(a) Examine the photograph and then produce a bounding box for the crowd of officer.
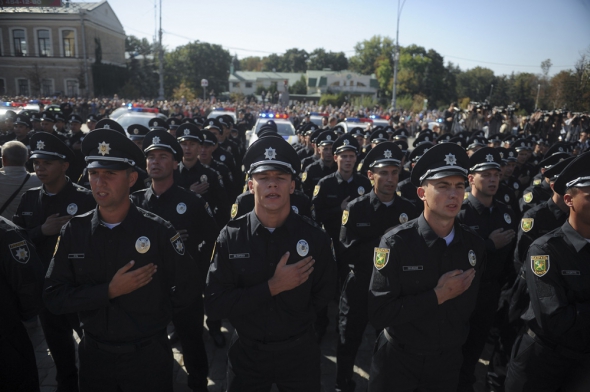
[1,100,590,392]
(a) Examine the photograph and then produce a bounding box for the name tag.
[68,254,85,259]
[356,223,371,227]
[562,270,580,276]
[22,212,33,216]
[469,225,479,230]
[403,266,423,271]
[229,253,250,259]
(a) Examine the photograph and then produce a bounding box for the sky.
[100,0,590,76]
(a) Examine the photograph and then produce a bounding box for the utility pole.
[157,0,164,100]
[391,0,406,111]
[535,84,541,110]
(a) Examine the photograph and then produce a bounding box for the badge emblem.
[36,140,45,150]
[464,192,469,200]
[264,147,277,160]
[342,210,349,225]
[444,153,457,165]
[357,163,363,172]
[343,139,350,145]
[152,136,161,144]
[396,191,401,197]
[291,205,299,214]
[531,255,549,277]
[384,149,392,158]
[485,154,494,162]
[313,185,320,197]
[523,192,533,203]
[66,203,78,215]
[133,128,139,135]
[533,179,541,186]
[231,203,238,219]
[513,182,519,190]
[135,236,151,254]
[521,218,534,232]
[184,129,190,135]
[220,155,226,161]
[9,240,30,264]
[200,175,208,183]
[358,186,365,196]
[399,213,408,224]
[297,239,309,257]
[170,233,185,255]
[301,172,307,182]
[504,213,511,224]
[504,194,510,203]
[468,250,477,266]
[176,202,187,214]
[103,124,111,129]
[98,141,111,156]
[374,248,390,270]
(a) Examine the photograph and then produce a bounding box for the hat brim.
[29,153,63,161]
[129,135,146,141]
[86,160,132,170]
[250,164,293,175]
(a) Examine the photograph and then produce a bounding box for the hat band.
[470,162,500,171]
[30,150,66,159]
[85,156,136,166]
[370,158,401,167]
[178,135,202,142]
[419,165,468,182]
[146,143,177,155]
[249,160,294,174]
[565,176,590,189]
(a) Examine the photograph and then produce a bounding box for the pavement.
[27,301,375,392]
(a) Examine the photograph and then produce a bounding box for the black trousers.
[368,331,463,392]
[0,323,40,392]
[505,332,590,392]
[38,307,82,392]
[226,331,321,392]
[78,331,173,392]
[172,296,208,392]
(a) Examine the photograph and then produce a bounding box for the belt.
[383,328,449,356]
[236,329,313,352]
[526,329,590,360]
[84,332,162,354]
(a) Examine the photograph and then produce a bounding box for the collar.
[248,209,296,237]
[178,161,201,173]
[561,220,589,253]
[91,202,140,233]
[144,184,176,202]
[417,213,463,248]
[467,193,493,215]
[369,189,395,211]
[1,166,28,175]
[41,177,73,197]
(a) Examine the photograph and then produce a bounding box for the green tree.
[240,56,263,71]
[280,48,308,72]
[308,48,348,71]
[289,75,307,94]
[349,35,395,75]
[456,66,495,102]
[125,35,153,56]
[262,54,281,72]
[375,55,393,96]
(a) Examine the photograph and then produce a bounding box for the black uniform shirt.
[496,181,519,213]
[43,204,199,343]
[369,214,486,351]
[518,179,552,214]
[301,160,336,199]
[396,177,423,212]
[205,210,337,343]
[525,221,590,353]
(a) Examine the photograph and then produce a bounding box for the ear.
[128,170,138,188]
[563,193,573,208]
[417,185,426,201]
[172,161,179,171]
[367,170,375,181]
[248,178,254,193]
[289,178,295,195]
[468,174,475,185]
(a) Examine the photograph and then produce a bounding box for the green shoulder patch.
[521,218,534,232]
[523,192,533,203]
[374,247,390,270]
[531,255,549,277]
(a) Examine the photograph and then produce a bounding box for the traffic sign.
[201,79,208,87]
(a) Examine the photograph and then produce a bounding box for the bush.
[319,93,346,107]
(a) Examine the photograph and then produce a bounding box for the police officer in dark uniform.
[44,129,200,392]
[512,139,535,190]
[336,142,418,392]
[86,113,98,132]
[0,216,45,391]
[396,142,434,212]
[301,130,337,199]
[205,136,337,392]
[203,118,239,183]
[300,127,323,172]
[518,152,569,213]
[66,114,87,183]
[14,132,96,392]
[496,147,520,212]
[13,113,32,146]
[456,147,517,392]
[230,184,312,221]
[198,129,236,198]
[505,151,590,392]
[297,123,319,160]
[40,111,68,143]
[127,123,150,150]
[148,117,167,131]
[131,130,218,392]
[167,117,180,138]
[368,143,485,392]
[218,114,243,167]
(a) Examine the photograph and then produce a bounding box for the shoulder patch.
[170,233,185,256]
[301,171,307,182]
[231,203,238,219]
[374,247,390,270]
[357,162,363,172]
[10,240,30,264]
[313,185,320,197]
[521,218,534,232]
[342,210,349,225]
[464,191,469,200]
[533,179,542,186]
[523,192,533,203]
[531,255,549,277]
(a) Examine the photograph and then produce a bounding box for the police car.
[207,108,237,123]
[338,117,373,132]
[246,113,297,147]
[114,105,167,129]
[308,112,327,127]
[369,114,390,128]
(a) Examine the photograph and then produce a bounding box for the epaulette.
[299,214,323,230]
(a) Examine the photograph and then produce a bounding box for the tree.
[240,56,263,71]
[375,55,393,97]
[125,35,153,56]
[262,53,281,72]
[456,66,496,102]
[349,36,395,75]
[540,59,552,78]
[280,48,308,72]
[289,75,307,94]
[308,48,348,71]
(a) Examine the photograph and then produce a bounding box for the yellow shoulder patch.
[531,255,549,277]
[313,185,320,197]
[301,171,308,182]
[521,218,534,232]
[523,192,533,203]
[464,191,469,200]
[357,163,363,172]
[374,247,390,270]
[53,236,61,257]
[342,210,349,225]
[533,179,542,186]
[230,203,238,219]
[396,191,401,197]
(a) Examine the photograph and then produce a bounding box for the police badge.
[9,240,30,264]
[135,236,151,254]
[297,239,309,257]
[374,248,390,270]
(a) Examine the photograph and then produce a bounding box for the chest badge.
[301,172,307,182]
[399,213,408,224]
[176,202,187,214]
[521,218,534,232]
[66,203,78,215]
[297,239,309,257]
[374,247,390,270]
[135,236,151,254]
[468,250,477,266]
[523,192,533,203]
[358,186,365,196]
[531,255,549,277]
[200,175,208,183]
[504,213,511,224]
[504,194,510,203]
[513,182,519,190]
[291,205,299,214]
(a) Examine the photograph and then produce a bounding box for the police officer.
[456,147,517,392]
[396,142,434,212]
[0,216,44,391]
[40,111,68,143]
[13,113,32,145]
[14,132,96,392]
[497,147,520,212]
[198,129,237,200]
[301,130,338,199]
[505,151,590,391]
[86,113,98,132]
[205,136,336,392]
[518,152,569,213]
[336,142,418,392]
[368,143,485,392]
[66,114,87,183]
[127,123,150,150]
[297,123,319,160]
[203,118,239,183]
[44,129,200,392]
[300,127,323,172]
[167,117,180,138]
[131,130,218,392]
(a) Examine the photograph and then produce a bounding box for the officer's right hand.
[41,213,72,236]
[190,181,210,195]
[268,252,315,296]
[489,228,515,249]
[108,261,157,299]
[434,268,476,304]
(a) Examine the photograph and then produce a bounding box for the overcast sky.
[102,0,590,76]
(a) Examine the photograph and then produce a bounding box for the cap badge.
[66,203,78,215]
[135,236,151,254]
[133,128,139,134]
[209,120,214,126]
[343,139,350,145]
[326,135,332,141]
[171,120,176,125]
[264,147,277,160]
[379,133,383,138]
[384,149,392,159]
[184,129,190,135]
[509,151,514,157]
[98,141,111,156]
[486,154,494,162]
[152,136,161,144]
[444,153,457,165]
[296,239,309,257]
[176,202,187,214]
[154,121,159,126]
[36,140,45,150]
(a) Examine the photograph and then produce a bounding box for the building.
[0,1,125,97]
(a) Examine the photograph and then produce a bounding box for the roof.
[0,1,105,13]
[230,71,304,86]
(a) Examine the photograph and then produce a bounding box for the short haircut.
[1,141,29,166]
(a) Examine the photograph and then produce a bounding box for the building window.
[62,30,75,57]
[17,79,29,95]
[245,82,253,88]
[232,82,240,88]
[41,79,53,96]
[65,79,79,96]
[0,79,5,95]
[37,30,51,57]
[13,29,27,56]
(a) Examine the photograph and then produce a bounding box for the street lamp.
[391,0,407,111]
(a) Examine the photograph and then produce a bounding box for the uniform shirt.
[312,172,372,245]
[230,189,312,221]
[396,177,423,212]
[524,221,590,353]
[65,130,87,183]
[496,181,519,213]
[205,210,336,343]
[0,217,44,336]
[203,160,236,199]
[297,146,314,160]
[340,190,418,276]
[13,179,95,267]
[518,179,552,214]
[43,204,199,343]
[301,154,319,172]
[457,193,516,284]
[130,184,219,282]
[368,214,486,351]
[301,160,337,199]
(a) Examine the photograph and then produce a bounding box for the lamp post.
[391,0,407,111]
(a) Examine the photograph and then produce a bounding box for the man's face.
[502,162,516,179]
[516,150,531,164]
[355,136,364,146]
[319,144,333,162]
[249,170,295,213]
[56,120,65,129]
[33,159,68,185]
[580,132,588,143]
[146,149,178,181]
[32,121,42,131]
[87,121,96,131]
[469,169,500,198]
[41,120,54,133]
[132,139,143,150]
[368,165,400,198]
[329,118,337,128]
[565,186,590,226]
[180,140,199,162]
[418,175,465,220]
[88,168,137,209]
[14,124,29,139]
[70,122,81,133]
[197,143,216,164]
[336,150,357,174]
